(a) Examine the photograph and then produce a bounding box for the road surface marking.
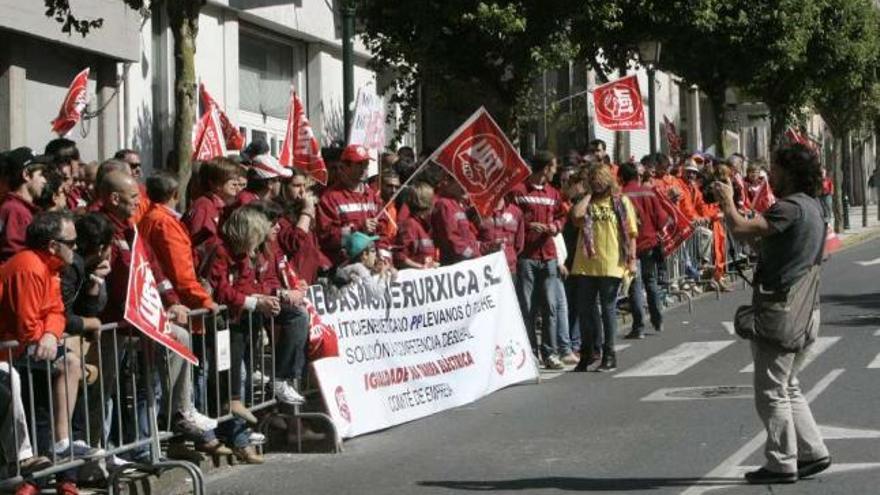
[721,321,735,335]
[735,463,880,476]
[740,336,840,373]
[680,368,844,495]
[855,257,880,266]
[873,328,880,336]
[616,341,734,378]
[868,352,880,369]
[820,425,880,439]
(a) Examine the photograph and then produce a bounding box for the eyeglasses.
[54,237,77,249]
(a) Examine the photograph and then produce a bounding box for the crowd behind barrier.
[0,137,795,494]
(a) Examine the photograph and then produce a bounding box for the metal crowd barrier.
[0,323,203,495]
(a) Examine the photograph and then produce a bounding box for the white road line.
[820,425,880,439]
[720,321,735,335]
[868,353,880,369]
[740,336,841,373]
[616,341,735,378]
[855,257,880,266]
[874,328,880,336]
[679,368,845,495]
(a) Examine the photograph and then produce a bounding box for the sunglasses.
[54,237,77,249]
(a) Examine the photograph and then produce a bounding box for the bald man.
[91,160,151,222]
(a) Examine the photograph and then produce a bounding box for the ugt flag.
[279,89,328,185]
[192,106,227,161]
[429,107,530,217]
[124,230,198,365]
[655,187,694,257]
[51,68,90,136]
[593,75,646,131]
[200,84,244,151]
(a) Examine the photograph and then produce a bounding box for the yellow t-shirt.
[571,195,639,278]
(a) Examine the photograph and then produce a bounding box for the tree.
[359,1,615,140]
[45,0,205,200]
[809,0,880,232]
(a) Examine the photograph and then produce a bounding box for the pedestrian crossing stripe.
[739,336,840,373]
[868,353,880,369]
[874,328,880,336]
[615,341,734,378]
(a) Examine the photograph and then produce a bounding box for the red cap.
[341,144,370,163]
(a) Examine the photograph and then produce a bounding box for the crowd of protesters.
[0,135,778,494]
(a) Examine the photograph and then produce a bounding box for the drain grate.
[666,385,753,399]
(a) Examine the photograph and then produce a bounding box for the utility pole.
[341,0,355,141]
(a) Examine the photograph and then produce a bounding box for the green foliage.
[44,0,146,36]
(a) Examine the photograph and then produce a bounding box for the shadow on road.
[822,292,880,327]
[419,476,743,491]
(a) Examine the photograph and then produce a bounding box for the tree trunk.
[768,106,788,151]
[832,137,844,233]
[706,86,726,157]
[167,1,204,203]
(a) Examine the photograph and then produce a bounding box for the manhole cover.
[666,385,753,399]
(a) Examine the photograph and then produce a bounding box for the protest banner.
[124,230,198,365]
[593,75,646,131]
[348,85,386,150]
[279,88,328,185]
[310,252,537,438]
[192,106,227,161]
[51,68,90,137]
[429,107,531,217]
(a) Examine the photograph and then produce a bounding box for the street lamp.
[637,40,662,155]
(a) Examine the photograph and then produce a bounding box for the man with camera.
[712,144,830,485]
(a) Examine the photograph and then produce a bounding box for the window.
[239,32,299,120]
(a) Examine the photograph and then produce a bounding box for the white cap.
[250,153,293,179]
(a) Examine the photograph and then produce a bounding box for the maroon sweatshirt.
[0,193,40,263]
[622,181,669,255]
[395,214,436,268]
[478,202,524,273]
[508,182,566,261]
[431,195,482,265]
[317,184,388,265]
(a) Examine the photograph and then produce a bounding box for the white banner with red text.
[309,252,537,438]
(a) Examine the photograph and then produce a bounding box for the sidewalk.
[840,204,880,246]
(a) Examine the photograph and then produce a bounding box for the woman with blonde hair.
[570,164,638,372]
[204,206,281,464]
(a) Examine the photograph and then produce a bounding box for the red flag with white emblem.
[124,230,198,365]
[429,107,531,217]
[279,89,328,185]
[593,75,646,131]
[199,84,244,151]
[51,68,90,136]
[191,106,227,161]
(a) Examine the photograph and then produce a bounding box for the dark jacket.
[60,253,107,335]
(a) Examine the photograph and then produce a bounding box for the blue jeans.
[573,275,621,355]
[516,259,559,358]
[549,275,573,355]
[629,247,664,333]
[565,275,582,352]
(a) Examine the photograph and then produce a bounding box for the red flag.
[124,230,198,365]
[304,299,339,360]
[51,68,90,136]
[748,181,776,213]
[429,107,531,216]
[191,107,227,161]
[200,84,244,150]
[279,89,328,185]
[654,186,694,257]
[593,75,646,131]
[663,115,682,156]
[824,226,842,256]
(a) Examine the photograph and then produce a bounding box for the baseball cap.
[249,153,293,180]
[341,144,370,163]
[342,231,379,259]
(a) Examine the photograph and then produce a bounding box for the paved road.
[207,236,880,495]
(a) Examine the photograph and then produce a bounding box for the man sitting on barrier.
[0,211,104,492]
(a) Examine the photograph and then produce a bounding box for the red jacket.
[184,193,226,246]
[0,250,66,352]
[395,214,436,268]
[431,195,482,265]
[508,182,566,261]
[100,210,180,323]
[317,184,388,265]
[622,181,668,255]
[138,204,213,310]
[0,193,40,263]
[205,240,268,320]
[478,202,524,272]
[277,216,329,285]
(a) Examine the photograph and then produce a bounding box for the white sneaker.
[273,381,306,405]
[248,431,266,445]
[252,370,271,386]
[181,409,218,432]
[54,438,105,459]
